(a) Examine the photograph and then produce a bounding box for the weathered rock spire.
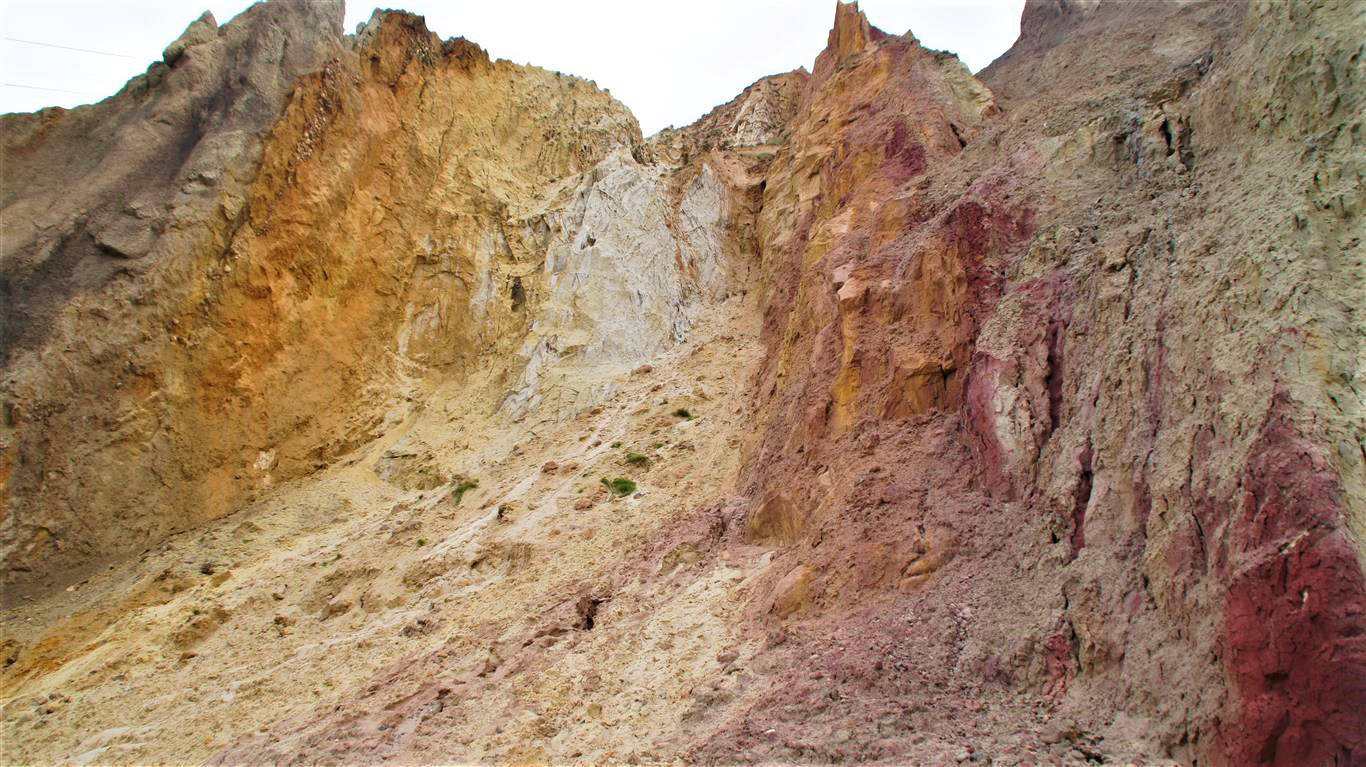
[827,1,878,62]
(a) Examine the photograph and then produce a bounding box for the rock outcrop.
[1,1,1362,765]
[2,0,346,586]
[1,5,744,589]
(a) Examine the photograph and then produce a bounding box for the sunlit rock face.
[0,6,742,582]
[498,148,736,417]
[1,1,1362,766]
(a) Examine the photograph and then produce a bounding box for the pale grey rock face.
[500,149,732,417]
[729,79,800,147]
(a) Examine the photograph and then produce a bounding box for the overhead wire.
[3,82,100,95]
[2,36,145,102]
[4,37,142,60]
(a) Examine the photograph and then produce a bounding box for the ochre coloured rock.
[1,1,1363,765]
[768,564,814,618]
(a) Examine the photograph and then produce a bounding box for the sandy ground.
[2,295,770,765]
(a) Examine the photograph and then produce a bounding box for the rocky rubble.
[1,1,1362,765]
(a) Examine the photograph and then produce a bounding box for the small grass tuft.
[672,408,693,420]
[451,479,479,504]
[416,538,427,547]
[600,477,637,497]
[625,451,651,467]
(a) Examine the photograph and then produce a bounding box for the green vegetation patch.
[600,477,637,497]
[451,479,479,504]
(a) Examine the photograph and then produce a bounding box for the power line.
[4,82,99,96]
[4,37,142,60]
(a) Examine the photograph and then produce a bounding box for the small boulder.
[769,565,813,618]
[322,599,351,619]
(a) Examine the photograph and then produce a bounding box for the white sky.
[1,0,1024,134]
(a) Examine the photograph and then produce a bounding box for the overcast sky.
[1,0,1024,134]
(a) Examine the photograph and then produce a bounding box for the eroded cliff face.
[1,0,346,583]
[1,5,755,589]
[1,1,1362,765]
[721,1,1365,764]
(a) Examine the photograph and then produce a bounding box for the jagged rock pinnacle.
[827,0,877,62]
